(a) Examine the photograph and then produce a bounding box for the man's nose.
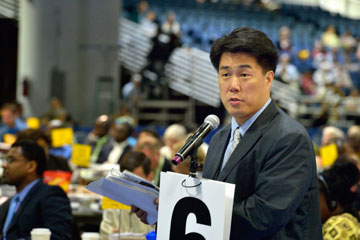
[229,76,240,92]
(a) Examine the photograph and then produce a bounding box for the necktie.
[2,195,20,238]
[229,128,241,157]
[221,128,241,170]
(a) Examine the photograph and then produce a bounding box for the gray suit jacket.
[203,101,322,239]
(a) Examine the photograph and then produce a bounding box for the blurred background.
[0,0,359,137]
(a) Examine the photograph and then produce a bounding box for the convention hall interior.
[0,0,360,239]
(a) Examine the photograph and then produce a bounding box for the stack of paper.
[86,168,159,225]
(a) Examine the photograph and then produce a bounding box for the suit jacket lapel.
[0,199,11,230]
[7,180,42,231]
[217,101,278,181]
[205,125,231,179]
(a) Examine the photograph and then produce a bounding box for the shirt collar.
[16,178,40,203]
[230,98,272,140]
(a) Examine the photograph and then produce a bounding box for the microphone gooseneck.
[172,115,220,165]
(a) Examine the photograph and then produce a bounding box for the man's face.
[218,52,273,125]
[141,147,160,170]
[111,124,129,143]
[1,109,16,127]
[94,123,109,138]
[2,147,31,187]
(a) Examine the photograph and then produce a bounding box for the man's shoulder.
[275,109,308,134]
[31,181,68,198]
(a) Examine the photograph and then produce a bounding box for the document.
[86,168,159,225]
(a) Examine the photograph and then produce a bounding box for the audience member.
[114,105,137,130]
[137,128,159,146]
[42,97,68,123]
[143,12,182,97]
[122,73,143,115]
[276,26,292,52]
[96,122,133,164]
[100,151,155,239]
[340,30,356,62]
[275,53,300,87]
[135,134,172,186]
[300,70,316,95]
[348,125,360,159]
[140,10,159,38]
[321,25,341,50]
[0,103,28,141]
[0,140,73,240]
[160,123,187,160]
[84,115,112,163]
[319,160,360,239]
[161,12,181,38]
[16,129,72,172]
[321,126,345,147]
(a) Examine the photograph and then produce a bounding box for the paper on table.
[85,168,159,225]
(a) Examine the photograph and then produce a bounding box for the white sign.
[157,172,235,240]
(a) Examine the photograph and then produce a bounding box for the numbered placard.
[157,172,235,240]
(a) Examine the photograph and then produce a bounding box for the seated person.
[100,151,155,239]
[96,122,133,164]
[0,103,27,141]
[135,135,172,186]
[160,124,187,160]
[0,140,73,240]
[84,115,112,163]
[136,128,159,147]
[319,158,360,239]
[16,129,72,172]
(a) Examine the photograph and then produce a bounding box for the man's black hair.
[16,129,52,147]
[210,27,278,73]
[12,140,47,176]
[320,159,359,211]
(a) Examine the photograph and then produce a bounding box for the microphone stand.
[188,141,203,178]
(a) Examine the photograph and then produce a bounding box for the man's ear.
[27,160,38,174]
[265,70,274,85]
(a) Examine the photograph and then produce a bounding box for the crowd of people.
[120,1,360,129]
[0,99,210,239]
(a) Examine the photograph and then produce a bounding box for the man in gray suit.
[202,27,322,239]
[132,27,322,239]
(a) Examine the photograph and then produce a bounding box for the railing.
[119,17,221,108]
[0,0,19,20]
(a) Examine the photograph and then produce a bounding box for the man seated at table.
[96,122,133,164]
[0,140,73,240]
[0,103,27,142]
[135,134,172,186]
[100,151,155,239]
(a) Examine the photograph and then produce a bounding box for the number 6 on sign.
[157,172,235,240]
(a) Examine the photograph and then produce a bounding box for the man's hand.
[131,198,159,224]
[131,205,149,224]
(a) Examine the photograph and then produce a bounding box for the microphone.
[172,114,220,165]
